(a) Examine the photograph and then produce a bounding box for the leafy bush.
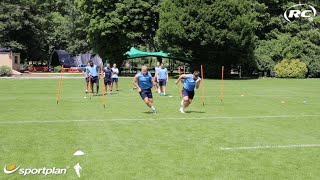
[274,59,308,78]
[307,60,320,78]
[255,33,320,78]
[0,65,12,76]
[54,65,62,73]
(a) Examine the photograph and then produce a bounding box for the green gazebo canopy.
[125,47,169,59]
[124,47,192,63]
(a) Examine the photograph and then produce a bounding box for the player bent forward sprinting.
[133,66,157,114]
[175,71,201,113]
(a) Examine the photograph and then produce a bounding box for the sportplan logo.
[284,4,317,22]
[4,164,68,176]
[3,164,20,174]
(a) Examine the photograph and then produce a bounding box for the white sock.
[151,106,156,111]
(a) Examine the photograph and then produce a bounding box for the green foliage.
[42,1,90,55]
[1,0,319,78]
[157,0,260,78]
[0,65,12,76]
[75,0,159,62]
[0,0,90,62]
[307,60,320,78]
[0,0,28,52]
[54,65,62,73]
[255,32,320,77]
[274,59,308,78]
[254,1,320,78]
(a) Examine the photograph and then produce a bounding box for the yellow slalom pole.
[220,66,224,102]
[56,65,64,104]
[200,64,205,106]
[101,65,106,108]
[89,76,92,100]
[178,66,182,97]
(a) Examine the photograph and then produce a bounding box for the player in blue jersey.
[103,63,113,95]
[87,60,100,96]
[157,63,168,96]
[111,63,119,92]
[175,71,201,113]
[133,66,157,114]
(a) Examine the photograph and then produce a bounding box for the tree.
[0,0,90,63]
[0,0,44,61]
[157,0,260,78]
[33,0,91,61]
[75,0,160,63]
[0,0,23,50]
[255,32,320,77]
[253,0,320,77]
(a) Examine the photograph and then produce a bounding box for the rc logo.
[284,4,317,22]
[4,164,20,174]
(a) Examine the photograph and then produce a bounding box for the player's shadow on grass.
[185,111,205,114]
[142,112,155,114]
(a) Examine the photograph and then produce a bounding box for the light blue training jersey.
[87,65,99,77]
[137,72,153,90]
[183,74,201,91]
[158,68,167,80]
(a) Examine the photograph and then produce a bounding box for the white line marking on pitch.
[0,114,319,124]
[1,95,319,100]
[221,144,320,150]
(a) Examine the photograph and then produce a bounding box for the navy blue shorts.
[104,79,112,85]
[139,88,153,100]
[182,88,194,99]
[159,79,167,86]
[90,76,99,84]
[112,78,118,83]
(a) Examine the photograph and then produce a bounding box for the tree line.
[1,0,319,77]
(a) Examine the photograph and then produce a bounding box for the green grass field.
[0,77,319,179]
